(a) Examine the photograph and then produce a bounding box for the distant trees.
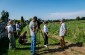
[29,18,32,21]
[1,10,9,22]
[20,16,26,30]
[76,16,85,20]
[81,17,85,20]
[21,16,25,23]
[76,16,81,20]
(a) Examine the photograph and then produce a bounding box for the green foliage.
[48,20,85,43]
[76,16,80,20]
[0,19,2,23]
[1,10,9,22]
[20,16,24,23]
[29,18,32,21]
[20,16,26,31]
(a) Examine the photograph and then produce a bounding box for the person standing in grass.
[6,20,16,49]
[59,19,67,48]
[43,21,48,48]
[16,22,20,37]
[29,16,37,55]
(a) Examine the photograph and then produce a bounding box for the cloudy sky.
[0,0,85,20]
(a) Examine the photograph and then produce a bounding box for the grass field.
[1,20,85,55]
[7,25,59,55]
[48,20,85,43]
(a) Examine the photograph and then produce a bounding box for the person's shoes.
[44,45,48,48]
[32,53,39,55]
[59,47,65,51]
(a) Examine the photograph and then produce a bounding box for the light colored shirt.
[16,23,20,31]
[7,25,13,33]
[29,21,35,36]
[59,23,66,36]
[44,25,48,33]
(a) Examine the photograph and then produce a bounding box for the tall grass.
[48,20,85,43]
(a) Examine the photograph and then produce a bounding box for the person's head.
[16,22,19,24]
[8,20,13,25]
[60,19,65,24]
[25,31,27,34]
[44,21,48,25]
[32,16,37,22]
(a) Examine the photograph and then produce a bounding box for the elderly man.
[6,20,16,49]
[59,19,67,48]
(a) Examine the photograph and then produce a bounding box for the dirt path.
[38,33,85,55]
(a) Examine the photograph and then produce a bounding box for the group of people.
[5,20,28,49]
[5,16,67,55]
[29,16,67,55]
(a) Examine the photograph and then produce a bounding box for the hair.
[7,20,13,25]
[33,16,37,21]
[60,19,65,22]
[24,31,27,33]
[44,21,48,24]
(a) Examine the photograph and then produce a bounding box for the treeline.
[1,10,85,23]
[47,16,85,22]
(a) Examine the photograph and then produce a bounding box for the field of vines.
[1,20,85,55]
[48,20,85,44]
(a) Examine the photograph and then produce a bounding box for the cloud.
[47,11,85,20]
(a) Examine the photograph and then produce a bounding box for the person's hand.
[64,32,67,36]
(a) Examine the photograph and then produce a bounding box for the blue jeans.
[31,35,36,55]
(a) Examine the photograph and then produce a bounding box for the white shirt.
[44,25,48,33]
[7,25,13,33]
[29,21,35,36]
[59,23,66,36]
[16,23,20,31]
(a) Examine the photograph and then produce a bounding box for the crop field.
[1,20,85,55]
[48,20,85,43]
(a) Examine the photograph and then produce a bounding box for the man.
[29,16,37,55]
[16,22,20,37]
[6,20,16,49]
[59,19,67,48]
[43,21,48,48]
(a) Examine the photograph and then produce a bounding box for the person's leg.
[32,35,36,55]
[31,36,33,52]
[44,33,46,45]
[62,36,65,47]
[46,36,48,45]
[8,33,12,49]
[60,36,63,48]
[11,34,16,48]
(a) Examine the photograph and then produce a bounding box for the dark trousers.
[44,32,48,45]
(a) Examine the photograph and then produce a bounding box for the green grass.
[0,19,2,23]
[2,20,85,55]
[48,20,85,43]
[7,25,59,55]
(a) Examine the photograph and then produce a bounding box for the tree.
[81,17,85,20]
[5,11,9,18]
[29,18,32,21]
[21,16,24,23]
[1,10,9,22]
[76,16,80,20]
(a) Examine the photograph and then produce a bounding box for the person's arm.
[32,23,35,32]
[32,27,35,32]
